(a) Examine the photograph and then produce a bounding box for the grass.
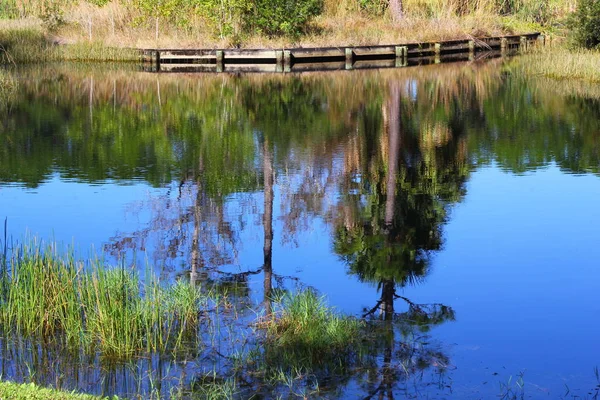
[0,381,111,400]
[0,235,452,398]
[0,0,572,63]
[514,45,600,83]
[189,375,237,399]
[257,290,366,373]
[0,239,206,359]
[0,68,17,109]
[0,25,139,65]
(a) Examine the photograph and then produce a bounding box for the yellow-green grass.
[0,240,206,359]
[0,25,139,65]
[513,46,600,83]
[257,290,365,373]
[0,381,113,400]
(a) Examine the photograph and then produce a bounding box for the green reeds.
[0,240,205,359]
[258,290,365,373]
[0,380,107,399]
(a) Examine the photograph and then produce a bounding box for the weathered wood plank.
[223,50,278,59]
[225,64,279,72]
[352,46,396,56]
[161,49,215,57]
[290,62,346,72]
[159,54,215,60]
[290,48,345,59]
[353,59,396,69]
[159,64,216,72]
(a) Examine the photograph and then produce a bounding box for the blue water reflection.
[1,61,599,398]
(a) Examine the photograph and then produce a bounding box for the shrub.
[245,0,323,37]
[359,0,387,16]
[196,0,251,40]
[569,0,600,49]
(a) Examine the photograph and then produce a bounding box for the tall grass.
[512,45,600,82]
[0,26,139,65]
[258,290,366,373]
[0,25,54,64]
[0,240,206,359]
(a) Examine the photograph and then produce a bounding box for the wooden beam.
[345,48,354,70]
[216,50,224,72]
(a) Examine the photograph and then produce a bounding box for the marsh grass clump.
[512,46,600,83]
[258,290,365,373]
[0,240,206,359]
[0,27,139,65]
[0,380,104,400]
[55,42,139,63]
[0,27,53,64]
[189,374,238,399]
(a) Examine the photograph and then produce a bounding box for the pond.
[1,59,599,399]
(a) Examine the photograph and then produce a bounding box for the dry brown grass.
[36,13,523,49]
[308,14,507,46]
[1,0,557,50]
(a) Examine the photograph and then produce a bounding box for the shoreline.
[140,33,541,73]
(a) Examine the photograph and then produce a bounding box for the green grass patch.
[0,240,207,359]
[258,290,366,373]
[0,381,109,400]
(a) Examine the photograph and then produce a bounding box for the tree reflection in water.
[5,60,598,397]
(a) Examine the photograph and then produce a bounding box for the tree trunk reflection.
[263,139,274,315]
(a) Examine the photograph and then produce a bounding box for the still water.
[1,60,600,399]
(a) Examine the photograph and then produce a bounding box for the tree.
[136,0,182,42]
[569,0,600,48]
[389,0,403,23]
[262,137,274,315]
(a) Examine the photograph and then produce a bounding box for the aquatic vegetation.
[188,375,237,399]
[0,26,50,64]
[512,46,600,83]
[257,290,366,373]
[0,381,107,399]
[0,240,207,359]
